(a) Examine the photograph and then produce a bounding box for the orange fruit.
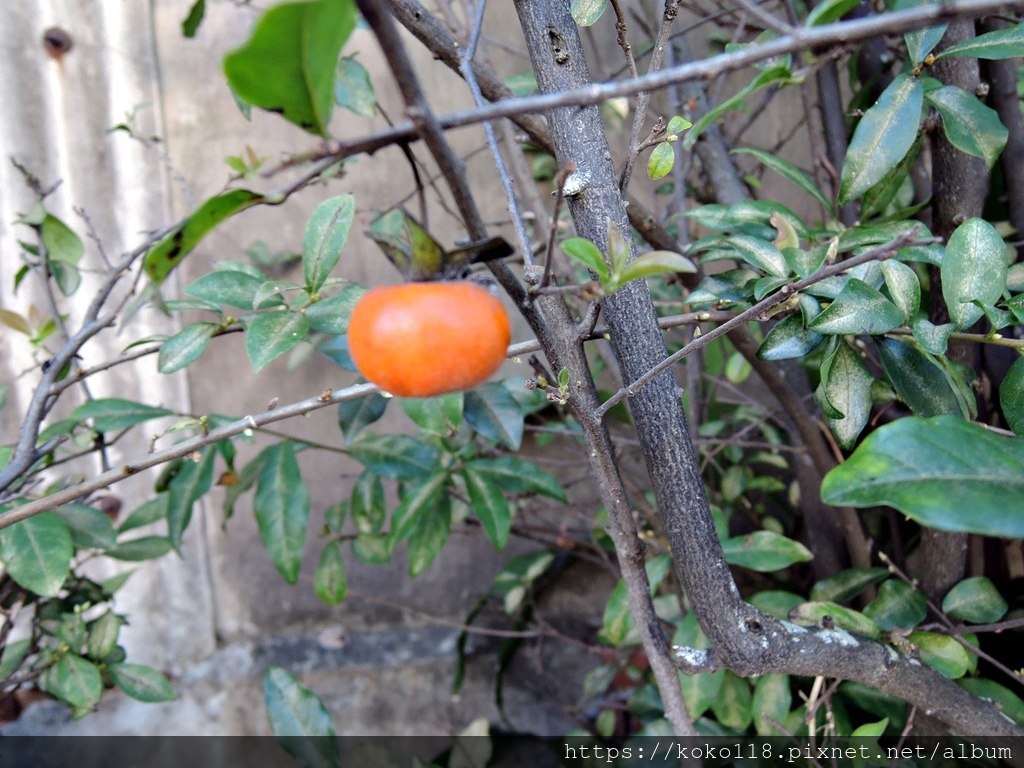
[347,281,511,398]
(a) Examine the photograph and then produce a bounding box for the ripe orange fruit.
[347,281,511,398]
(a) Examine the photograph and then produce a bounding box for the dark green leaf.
[303,195,355,292]
[721,531,812,572]
[809,279,904,335]
[861,137,922,221]
[348,433,440,480]
[388,473,449,545]
[158,323,218,374]
[314,540,347,604]
[757,314,824,360]
[912,319,955,356]
[941,217,1008,328]
[959,679,1024,726]
[909,631,970,678]
[182,0,205,37]
[337,393,387,442]
[108,663,176,702]
[305,284,365,334]
[223,450,269,521]
[732,147,832,210]
[570,0,608,26]
[805,0,859,25]
[400,392,463,435]
[462,467,512,549]
[937,22,1024,60]
[876,338,965,417]
[822,415,1024,537]
[0,512,73,596]
[466,457,567,502]
[818,341,874,450]
[166,446,216,550]
[245,311,310,372]
[144,190,265,283]
[44,654,102,710]
[840,74,924,205]
[254,442,310,584]
[106,536,173,561]
[72,398,173,432]
[863,580,927,630]
[999,357,1024,435]
[334,56,376,117]
[264,666,340,768]
[560,238,608,282]
[749,590,804,619]
[942,577,1007,624]
[350,470,385,534]
[927,86,1008,168]
[880,260,920,322]
[406,493,451,576]
[464,384,524,450]
[54,503,116,551]
[647,142,675,181]
[224,0,356,137]
[186,270,264,309]
[810,567,888,603]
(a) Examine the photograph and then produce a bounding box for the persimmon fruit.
[347,281,511,398]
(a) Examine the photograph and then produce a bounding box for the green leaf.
[348,433,440,480]
[44,654,102,710]
[400,392,463,435]
[106,536,174,561]
[350,470,385,534]
[880,260,920,322]
[684,65,798,151]
[752,674,791,736]
[351,533,391,564]
[245,311,310,372]
[822,415,1024,537]
[334,56,376,117]
[941,217,1008,328]
[264,666,340,768]
[805,0,859,25]
[41,214,83,268]
[314,540,347,604]
[721,530,812,572]
[909,631,970,678]
[810,567,888,603]
[617,251,697,285]
[647,142,675,181]
[1000,357,1024,435]
[462,467,512,550]
[942,577,1007,624]
[0,511,73,596]
[186,270,265,309]
[570,0,607,26]
[861,136,922,221]
[464,384,524,450]
[818,341,874,450]
[926,86,1008,168]
[254,442,310,584]
[337,392,387,442]
[182,0,205,37]
[54,503,116,551]
[732,147,832,211]
[108,663,176,702]
[0,639,31,682]
[303,195,355,292]
[72,398,173,432]
[958,679,1024,726]
[876,338,965,417]
[86,611,122,661]
[466,457,567,502]
[863,580,927,630]
[304,284,365,334]
[158,322,218,374]
[601,558,673,645]
[166,446,216,550]
[749,590,804,619]
[711,671,753,732]
[937,22,1024,60]
[667,115,692,134]
[852,718,889,738]
[809,279,904,335]
[788,601,882,638]
[715,235,789,277]
[839,74,924,205]
[388,473,450,544]
[757,314,824,361]
[223,0,356,137]
[144,190,265,283]
[406,493,451,576]
[560,237,609,282]
[912,319,955,356]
